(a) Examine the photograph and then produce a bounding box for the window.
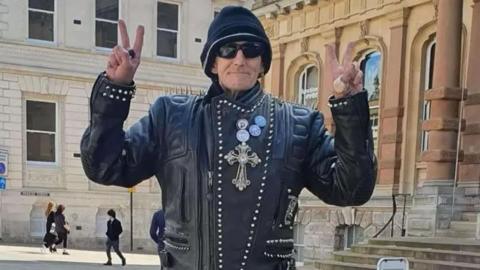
[421,40,436,152]
[26,100,56,163]
[28,0,55,42]
[334,225,364,250]
[360,51,382,152]
[293,223,305,265]
[157,1,179,58]
[96,0,119,48]
[298,65,319,109]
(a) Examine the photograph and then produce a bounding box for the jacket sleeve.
[81,73,165,187]
[149,213,159,244]
[117,220,123,235]
[303,91,377,206]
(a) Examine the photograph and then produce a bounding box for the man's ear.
[211,61,218,74]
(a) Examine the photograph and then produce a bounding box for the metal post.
[401,195,407,237]
[130,191,133,252]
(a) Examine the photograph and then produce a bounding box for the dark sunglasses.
[217,42,265,59]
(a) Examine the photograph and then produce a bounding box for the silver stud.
[122,97,126,101]
[102,93,107,96]
[112,88,116,92]
[109,94,114,98]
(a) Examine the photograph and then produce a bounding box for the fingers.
[353,70,364,91]
[119,19,131,49]
[342,42,355,68]
[107,54,120,69]
[133,25,145,58]
[325,43,339,68]
[113,45,129,64]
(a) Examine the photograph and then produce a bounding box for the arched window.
[360,51,382,152]
[421,40,436,152]
[298,65,319,109]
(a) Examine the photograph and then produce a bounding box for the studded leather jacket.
[81,73,376,270]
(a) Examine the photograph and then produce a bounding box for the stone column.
[408,0,464,237]
[459,0,480,181]
[421,0,463,182]
[376,9,409,192]
[269,43,286,98]
[459,0,480,188]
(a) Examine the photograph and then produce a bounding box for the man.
[81,6,376,270]
[149,209,165,260]
[104,209,126,266]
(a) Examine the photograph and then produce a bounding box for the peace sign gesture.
[106,19,144,85]
[325,42,363,99]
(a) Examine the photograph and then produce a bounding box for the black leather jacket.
[81,74,376,270]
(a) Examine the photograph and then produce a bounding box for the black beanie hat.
[200,6,272,79]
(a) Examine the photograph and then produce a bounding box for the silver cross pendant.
[224,142,262,191]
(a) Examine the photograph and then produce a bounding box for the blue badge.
[249,125,261,137]
[236,119,249,130]
[236,130,250,142]
[254,115,266,128]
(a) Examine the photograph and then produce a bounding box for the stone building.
[253,0,480,264]
[0,0,251,251]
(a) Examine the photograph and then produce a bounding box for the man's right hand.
[106,20,144,85]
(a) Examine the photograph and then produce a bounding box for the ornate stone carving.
[300,37,309,53]
[360,20,369,39]
[432,0,439,19]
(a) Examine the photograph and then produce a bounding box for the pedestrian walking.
[149,209,165,261]
[53,204,70,255]
[41,201,57,253]
[104,209,126,266]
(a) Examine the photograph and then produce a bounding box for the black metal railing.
[373,193,409,238]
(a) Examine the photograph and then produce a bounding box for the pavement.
[0,244,160,269]
[0,244,317,270]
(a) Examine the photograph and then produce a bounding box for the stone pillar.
[270,43,285,98]
[408,0,464,237]
[376,9,409,192]
[421,0,463,182]
[459,0,480,190]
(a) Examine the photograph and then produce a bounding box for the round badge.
[236,130,250,142]
[249,125,261,137]
[236,119,249,130]
[254,115,267,128]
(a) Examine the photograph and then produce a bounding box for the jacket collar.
[204,80,264,108]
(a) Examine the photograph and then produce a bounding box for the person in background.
[149,209,165,262]
[104,209,126,266]
[53,204,69,255]
[41,201,57,253]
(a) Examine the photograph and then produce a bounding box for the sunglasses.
[217,42,265,59]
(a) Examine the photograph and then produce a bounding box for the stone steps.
[351,244,480,264]
[461,212,479,222]
[333,250,480,269]
[314,237,480,270]
[314,260,376,270]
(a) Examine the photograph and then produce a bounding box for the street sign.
[0,148,8,176]
[128,187,136,193]
[0,176,6,190]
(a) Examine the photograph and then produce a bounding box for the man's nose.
[232,49,246,65]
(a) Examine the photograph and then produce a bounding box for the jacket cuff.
[327,90,369,117]
[90,72,136,120]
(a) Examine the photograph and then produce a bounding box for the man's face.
[211,41,264,92]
